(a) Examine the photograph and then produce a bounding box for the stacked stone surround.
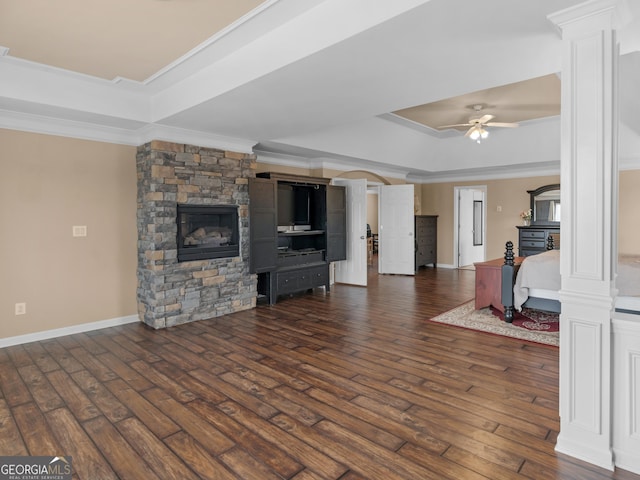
[136,140,257,329]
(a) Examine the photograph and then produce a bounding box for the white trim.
[143,0,283,86]
[137,124,256,153]
[0,109,145,146]
[453,185,487,268]
[435,263,456,269]
[0,109,257,153]
[409,161,561,184]
[0,314,139,348]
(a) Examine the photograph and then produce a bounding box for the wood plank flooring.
[1,260,639,479]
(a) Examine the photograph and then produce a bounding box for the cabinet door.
[326,185,347,262]
[249,178,278,273]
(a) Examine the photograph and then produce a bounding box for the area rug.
[490,306,559,332]
[428,301,559,346]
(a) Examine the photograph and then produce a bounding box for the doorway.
[454,186,486,268]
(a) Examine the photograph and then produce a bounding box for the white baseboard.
[437,263,456,269]
[0,314,140,348]
[613,450,640,476]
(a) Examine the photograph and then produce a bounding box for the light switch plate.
[73,226,87,237]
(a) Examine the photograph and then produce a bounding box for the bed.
[501,239,640,322]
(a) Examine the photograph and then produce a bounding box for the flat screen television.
[277,185,294,227]
[294,188,310,225]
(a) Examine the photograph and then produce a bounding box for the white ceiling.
[1,0,639,182]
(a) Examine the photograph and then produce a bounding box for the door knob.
[360,236,365,239]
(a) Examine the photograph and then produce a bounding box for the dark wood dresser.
[517,225,560,257]
[415,215,438,269]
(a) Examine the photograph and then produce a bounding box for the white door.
[457,187,485,267]
[378,184,415,275]
[332,178,368,286]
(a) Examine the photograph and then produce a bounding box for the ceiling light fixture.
[469,125,489,143]
[438,104,518,144]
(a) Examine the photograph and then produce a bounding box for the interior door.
[378,184,415,275]
[332,178,367,286]
[248,178,277,273]
[458,187,485,267]
[326,184,347,262]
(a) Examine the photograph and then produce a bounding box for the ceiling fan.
[439,104,519,142]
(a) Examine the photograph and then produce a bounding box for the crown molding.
[0,108,256,152]
[407,160,561,184]
[254,141,413,180]
[377,113,457,138]
[620,155,640,170]
[255,144,564,184]
[548,0,632,33]
[138,124,256,153]
[0,108,144,145]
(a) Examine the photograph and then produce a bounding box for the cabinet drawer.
[520,239,545,249]
[297,270,313,290]
[300,251,324,264]
[277,271,300,294]
[278,250,325,267]
[308,265,329,287]
[276,264,328,295]
[278,254,300,267]
[520,230,546,239]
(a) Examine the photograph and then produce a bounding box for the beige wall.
[619,169,640,255]
[421,175,560,264]
[421,171,640,265]
[0,130,138,338]
[367,193,379,234]
[2,139,636,340]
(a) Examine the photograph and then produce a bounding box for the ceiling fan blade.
[486,122,519,128]
[438,123,472,129]
[464,126,476,137]
[477,114,494,124]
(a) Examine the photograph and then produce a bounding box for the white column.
[548,0,627,471]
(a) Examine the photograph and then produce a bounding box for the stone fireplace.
[136,140,257,329]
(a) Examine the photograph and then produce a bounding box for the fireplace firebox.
[177,205,239,262]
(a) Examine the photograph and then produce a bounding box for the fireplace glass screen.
[177,205,239,261]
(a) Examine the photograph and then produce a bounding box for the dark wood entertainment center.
[249,172,347,305]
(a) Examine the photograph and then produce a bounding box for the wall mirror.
[528,184,560,225]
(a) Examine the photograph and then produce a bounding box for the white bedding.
[513,250,640,311]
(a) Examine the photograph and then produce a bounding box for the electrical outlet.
[15,303,26,315]
[73,225,87,237]
[496,205,502,212]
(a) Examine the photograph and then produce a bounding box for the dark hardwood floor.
[1,258,638,479]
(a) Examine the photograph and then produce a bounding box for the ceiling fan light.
[469,129,480,140]
[480,129,489,139]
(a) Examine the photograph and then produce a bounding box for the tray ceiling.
[394,74,561,131]
[0,0,638,181]
[0,0,266,81]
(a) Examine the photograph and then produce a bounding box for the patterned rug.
[428,301,559,346]
[489,306,559,332]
